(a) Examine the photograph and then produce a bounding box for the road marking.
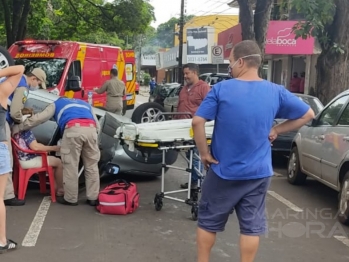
[22,196,51,247]
[334,235,349,247]
[267,190,303,212]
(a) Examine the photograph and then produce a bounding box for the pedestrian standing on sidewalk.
[192,40,315,262]
[0,64,25,253]
[175,63,210,192]
[149,78,156,94]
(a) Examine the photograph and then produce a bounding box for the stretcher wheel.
[154,193,163,211]
[191,204,198,221]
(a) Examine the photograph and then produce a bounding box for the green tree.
[0,0,155,48]
[155,15,194,48]
[290,0,348,105]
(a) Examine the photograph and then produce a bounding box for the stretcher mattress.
[116,119,214,145]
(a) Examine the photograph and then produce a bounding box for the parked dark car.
[272,93,324,158]
[148,83,180,106]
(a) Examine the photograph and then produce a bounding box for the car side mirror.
[66,76,81,92]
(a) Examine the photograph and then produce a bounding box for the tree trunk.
[254,0,273,57]
[0,0,31,47]
[315,0,349,105]
[12,0,22,41]
[237,0,255,40]
[17,0,31,40]
[0,0,13,47]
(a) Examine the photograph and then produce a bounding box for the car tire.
[338,171,349,225]
[0,46,14,69]
[287,147,307,185]
[131,102,167,123]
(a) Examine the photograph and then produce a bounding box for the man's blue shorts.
[0,142,12,176]
[198,168,271,236]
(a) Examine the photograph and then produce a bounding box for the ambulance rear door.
[123,50,136,110]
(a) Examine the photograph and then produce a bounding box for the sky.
[149,0,239,28]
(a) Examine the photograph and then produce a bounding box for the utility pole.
[137,35,143,84]
[177,0,185,85]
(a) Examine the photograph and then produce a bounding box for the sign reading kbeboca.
[211,45,224,64]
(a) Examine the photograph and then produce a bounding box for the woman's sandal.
[0,239,18,254]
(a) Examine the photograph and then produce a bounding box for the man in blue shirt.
[149,78,156,94]
[192,40,315,262]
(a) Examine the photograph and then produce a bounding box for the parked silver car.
[163,85,182,113]
[199,73,231,87]
[24,90,177,177]
[288,90,349,224]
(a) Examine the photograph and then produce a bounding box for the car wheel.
[131,102,167,123]
[0,46,14,69]
[287,147,307,185]
[338,171,349,225]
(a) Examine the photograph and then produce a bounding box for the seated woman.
[13,109,64,196]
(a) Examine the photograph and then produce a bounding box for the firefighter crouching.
[12,97,101,206]
[1,68,47,206]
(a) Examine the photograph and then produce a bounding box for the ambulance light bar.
[15,40,62,46]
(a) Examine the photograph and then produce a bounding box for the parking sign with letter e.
[211,45,224,64]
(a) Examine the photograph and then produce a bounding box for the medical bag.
[96,179,140,215]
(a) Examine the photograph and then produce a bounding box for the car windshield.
[15,58,67,88]
[199,75,209,81]
[298,96,324,115]
[210,75,230,85]
[160,84,180,97]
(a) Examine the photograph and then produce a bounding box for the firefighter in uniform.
[94,68,125,115]
[1,67,47,206]
[12,97,101,206]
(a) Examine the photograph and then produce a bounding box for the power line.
[185,2,232,25]
[187,0,230,17]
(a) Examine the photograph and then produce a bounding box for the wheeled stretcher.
[115,117,214,220]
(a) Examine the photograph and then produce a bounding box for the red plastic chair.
[11,138,56,202]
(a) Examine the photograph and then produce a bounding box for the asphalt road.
[4,95,349,261]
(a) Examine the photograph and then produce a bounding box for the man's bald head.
[230,40,262,69]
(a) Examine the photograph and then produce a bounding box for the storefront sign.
[217,24,242,59]
[186,27,209,64]
[265,21,315,55]
[162,46,179,68]
[141,53,156,66]
[218,21,315,56]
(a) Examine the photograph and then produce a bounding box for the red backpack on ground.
[96,179,140,215]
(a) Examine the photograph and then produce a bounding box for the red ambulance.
[7,40,137,112]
